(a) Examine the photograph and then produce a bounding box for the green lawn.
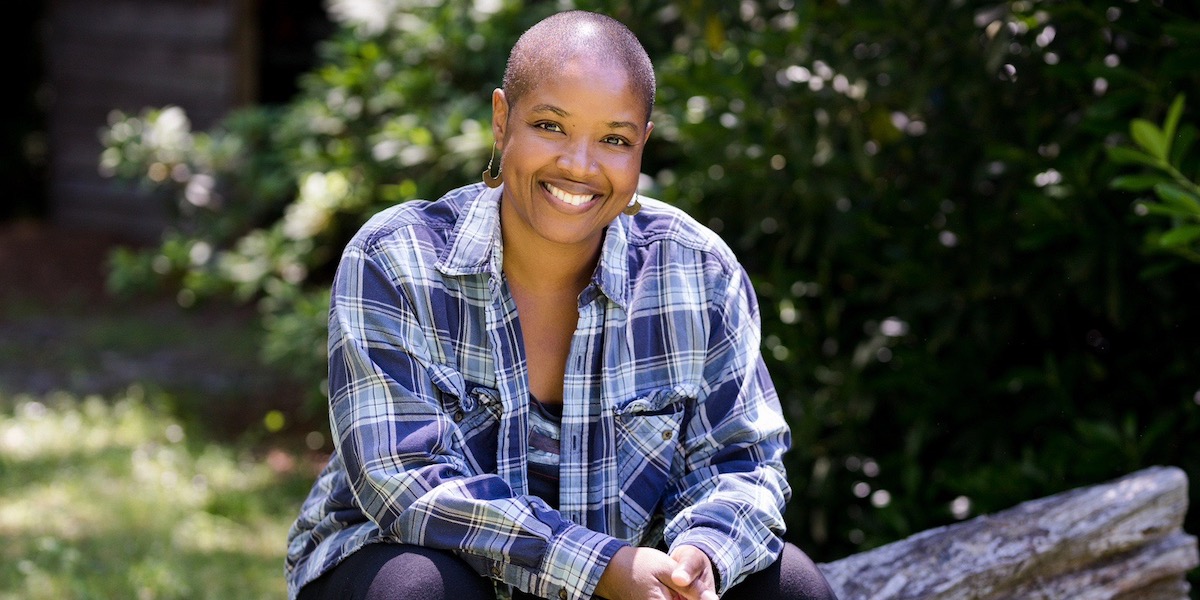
[0,387,316,600]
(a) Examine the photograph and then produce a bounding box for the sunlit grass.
[0,386,314,599]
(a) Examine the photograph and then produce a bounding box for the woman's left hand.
[669,545,719,600]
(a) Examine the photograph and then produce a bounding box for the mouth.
[543,182,599,207]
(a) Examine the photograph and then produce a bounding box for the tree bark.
[818,466,1199,599]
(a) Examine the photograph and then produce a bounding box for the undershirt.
[526,396,563,510]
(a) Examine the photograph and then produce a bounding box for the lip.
[540,181,602,212]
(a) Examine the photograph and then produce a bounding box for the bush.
[99,0,1200,570]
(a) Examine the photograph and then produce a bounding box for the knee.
[725,542,839,600]
[777,542,839,600]
[361,544,494,600]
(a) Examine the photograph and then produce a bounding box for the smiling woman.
[284,10,838,600]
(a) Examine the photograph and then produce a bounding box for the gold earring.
[623,193,641,216]
[482,143,502,188]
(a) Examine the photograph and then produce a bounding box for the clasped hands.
[594,544,718,600]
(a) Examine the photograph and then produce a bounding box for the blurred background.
[2,0,1199,597]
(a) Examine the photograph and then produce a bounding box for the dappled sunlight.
[0,392,164,461]
[0,389,298,599]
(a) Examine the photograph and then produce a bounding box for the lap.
[296,543,496,600]
[722,542,838,600]
[296,541,837,600]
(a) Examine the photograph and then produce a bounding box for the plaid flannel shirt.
[285,183,791,599]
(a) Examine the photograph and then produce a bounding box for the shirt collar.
[436,184,503,279]
[591,212,630,309]
[435,183,631,309]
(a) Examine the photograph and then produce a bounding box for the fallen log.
[818,466,1199,599]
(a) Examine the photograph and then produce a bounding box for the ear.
[642,120,654,145]
[491,88,509,149]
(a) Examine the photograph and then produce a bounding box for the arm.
[663,265,792,595]
[329,241,626,599]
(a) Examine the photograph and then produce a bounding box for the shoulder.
[348,183,485,254]
[623,196,741,274]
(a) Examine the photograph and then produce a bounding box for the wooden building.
[43,0,329,239]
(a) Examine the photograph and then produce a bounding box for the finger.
[660,569,702,600]
[669,547,708,587]
[669,547,719,600]
[657,577,697,600]
[671,563,696,587]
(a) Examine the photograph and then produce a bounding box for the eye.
[602,135,631,146]
[533,121,563,133]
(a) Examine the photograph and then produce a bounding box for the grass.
[0,386,317,600]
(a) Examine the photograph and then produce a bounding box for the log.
[817,466,1199,599]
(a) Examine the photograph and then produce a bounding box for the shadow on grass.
[0,389,324,600]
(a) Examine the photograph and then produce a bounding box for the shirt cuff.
[670,527,744,596]
[529,522,629,600]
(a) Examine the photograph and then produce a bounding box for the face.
[491,55,653,253]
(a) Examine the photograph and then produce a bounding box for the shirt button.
[491,563,503,577]
[662,430,673,441]
[453,411,464,423]
[558,589,568,600]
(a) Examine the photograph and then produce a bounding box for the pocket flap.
[616,384,698,417]
[426,363,468,409]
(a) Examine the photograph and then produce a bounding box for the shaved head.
[502,10,655,121]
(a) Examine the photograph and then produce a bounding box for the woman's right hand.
[595,546,688,600]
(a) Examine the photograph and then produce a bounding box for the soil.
[0,219,321,443]
[0,219,125,307]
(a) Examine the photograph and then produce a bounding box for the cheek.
[608,152,645,187]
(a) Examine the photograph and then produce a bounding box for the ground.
[0,218,319,442]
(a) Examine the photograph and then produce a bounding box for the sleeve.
[662,263,792,595]
[328,241,627,599]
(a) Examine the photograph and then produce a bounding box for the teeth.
[546,183,593,206]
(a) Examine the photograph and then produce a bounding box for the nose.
[557,137,598,178]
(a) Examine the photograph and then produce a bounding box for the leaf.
[1162,94,1185,149]
[1157,226,1200,247]
[1141,203,1199,219]
[1138,260,1180,280]
[705,15,726,52]
[1152,182,1200,215]
[1110,174,1168,191]
[1170,124,1196,167]
[1105,146,1162,169]
[1131,119,1168,160]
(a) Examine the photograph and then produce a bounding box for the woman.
[286,10,838,600]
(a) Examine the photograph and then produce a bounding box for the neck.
[503,234,600,296]
[500,227,601,299]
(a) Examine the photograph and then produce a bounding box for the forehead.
[516,57,643,123]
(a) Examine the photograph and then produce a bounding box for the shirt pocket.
[427,363,502,474]
[614,386,690,535]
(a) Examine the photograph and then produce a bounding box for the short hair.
[502,11,655,121]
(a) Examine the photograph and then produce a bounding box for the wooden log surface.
[817,466,1199,599]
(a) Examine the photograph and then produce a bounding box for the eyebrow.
[529,103,641,133]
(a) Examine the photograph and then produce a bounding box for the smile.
[544,182,596,207]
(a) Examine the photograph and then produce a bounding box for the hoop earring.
[482,143,503,188]
[623,193,641,216]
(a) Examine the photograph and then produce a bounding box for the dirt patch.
[0,219,132,308]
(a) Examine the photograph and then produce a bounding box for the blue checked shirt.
[285,183,791,599]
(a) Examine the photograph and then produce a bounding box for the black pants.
[297,541,838,600]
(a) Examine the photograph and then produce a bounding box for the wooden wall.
[44,0,257,239]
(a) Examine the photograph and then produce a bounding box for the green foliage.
[99,0,1200,578]
[1107,94,1200,262]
